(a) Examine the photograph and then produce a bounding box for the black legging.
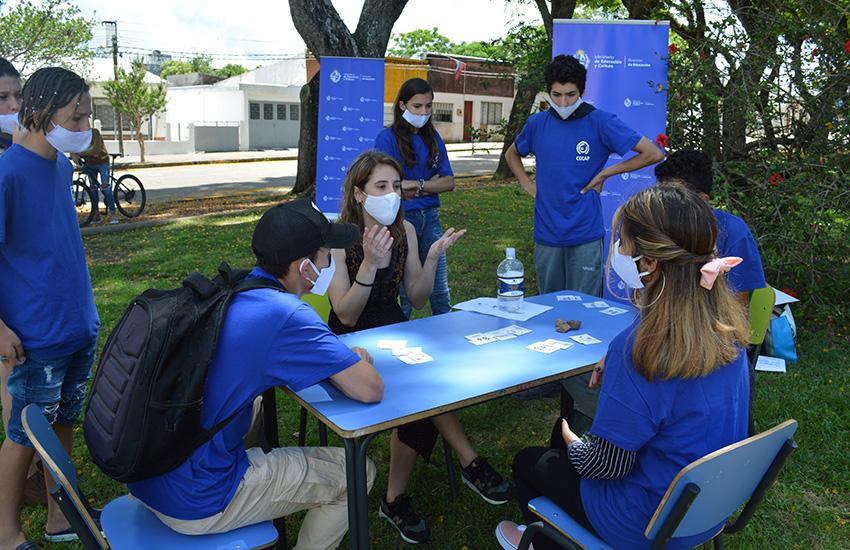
[512,447,599,550]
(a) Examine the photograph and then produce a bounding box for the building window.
[481,101,503,125]
[277,104,286,120]
[263,104,273,120]
[433,102,453,123]
[93,99,131,132]
[250,103,260,120]
[289,104,300,120]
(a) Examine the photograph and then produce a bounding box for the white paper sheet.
[453,297,553,322]
[755,355,787,373]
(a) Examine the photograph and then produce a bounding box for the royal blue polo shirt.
[0,144,99,357]
[374,127,453,212]
[515,108,641,247]
[581,319,749,549]
[128,267,360,520]
[713,208,766,294]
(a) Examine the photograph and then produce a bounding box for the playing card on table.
[542,338,574,350]
[570,333,603,345]
[392,346,422,356]
[600,307,628,316]
[592,301,610,308]
[465,332,486,340]
[489,329,517,341]
[583,303,599,309]
[556,294,582,301]
[468,334,498,346]
[377,339,407,350]
[398,351,434,364]
[503,324,532,336]
[526,341,559,354]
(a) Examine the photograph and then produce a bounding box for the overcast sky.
[65,0,541,67]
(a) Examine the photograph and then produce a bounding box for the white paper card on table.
[468,334,499,346]
[392,346,422,356]
[755,355,787,373]
[503,325,532,336]
[592,301,610,308]
[570,334,603,345]
[542,338,574,350]
[583,303,598,309]
[377,339,407,350]
[453,297,553,322]
[556,294,582,302]
[465,332,487,340]
[600,307,629,316]
[398,351,433,365]
[526,341,559,354]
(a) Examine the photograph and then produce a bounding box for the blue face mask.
[549,96,583,120]
[45,121,92,153]
[0,113,20,134]
[402,109,430,129]
[611,239,650,289]
[301,255,336,296]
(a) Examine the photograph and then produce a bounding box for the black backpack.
[83,262,284,483]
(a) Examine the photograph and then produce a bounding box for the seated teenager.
[128,200,384,550]
[495,185,751,550]
[327,150,510,544]
[655,149,767,302]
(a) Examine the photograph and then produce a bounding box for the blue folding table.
[283,291,637,549]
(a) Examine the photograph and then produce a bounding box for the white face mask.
[301,255,336,296]
[611,239,651,289]
[0,113,20,134]
[363,192,401,226]
[45,121,92,153]
[402,109,430,129]
[549,96,583,120]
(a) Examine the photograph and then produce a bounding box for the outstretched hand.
[427,228,466,261]
[362,224,393,268]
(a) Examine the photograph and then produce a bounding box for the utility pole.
[102,20,124,155]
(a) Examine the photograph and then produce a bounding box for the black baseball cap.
[252,199,359,266]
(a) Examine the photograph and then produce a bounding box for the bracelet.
[416,179,425,196]
[354,278,374,287]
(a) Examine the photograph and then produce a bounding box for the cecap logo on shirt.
[576,140,591,161]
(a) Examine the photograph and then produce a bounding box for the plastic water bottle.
[497,247,524,312]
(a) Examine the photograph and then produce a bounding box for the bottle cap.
[506,247,516,259]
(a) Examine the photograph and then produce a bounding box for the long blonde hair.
[338,150,406,247]
[608,184,750,380]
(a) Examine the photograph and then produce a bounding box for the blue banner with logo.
[316,57,385,215]
[553,20,669,300]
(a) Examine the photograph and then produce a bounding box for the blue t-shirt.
[581,319,749,549]
[0,145,99,357]
[128,268,361,520]
[515,108,641,247]
[713,208,766,294]
[374,127,453,212]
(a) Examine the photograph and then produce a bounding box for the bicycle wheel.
[114,174,146,218]
[72,178,96,227]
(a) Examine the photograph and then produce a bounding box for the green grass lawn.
[9,184,849,549]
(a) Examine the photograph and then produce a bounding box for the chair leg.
[714,533,725,550]
[747,345,760,436]
[519,521,578,550]
[298,407,307,447]
[318,422,328,446]
[443,437,458,499]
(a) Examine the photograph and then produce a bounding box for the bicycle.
[73,153,146,227]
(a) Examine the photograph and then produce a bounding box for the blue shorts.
[6,340,96,447]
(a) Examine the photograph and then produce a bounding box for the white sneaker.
[108,212,119,225]
[495,521,529,550]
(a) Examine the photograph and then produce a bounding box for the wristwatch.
[416,179,425,197]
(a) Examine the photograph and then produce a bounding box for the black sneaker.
[378,494,430,544]
[461,457,511,505]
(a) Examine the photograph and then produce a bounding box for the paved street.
[131,150,535,202]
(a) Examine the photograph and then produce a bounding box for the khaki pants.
[152,397,376,550]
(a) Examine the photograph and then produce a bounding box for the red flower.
[782,287,798,298]
[768,172,784,186]
[668,43,678,55]
[811,47,820,57]
[845,39,850,54]
[698,49,706,61]
[655,133,669,148]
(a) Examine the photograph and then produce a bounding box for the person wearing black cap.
[126,199,384,549]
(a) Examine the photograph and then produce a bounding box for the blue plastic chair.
[22,404,279,550]
[518,419,798,550]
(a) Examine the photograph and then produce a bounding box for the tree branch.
[288,0,357,57]
[353,0,410,57]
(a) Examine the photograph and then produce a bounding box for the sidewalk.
[116,142,505,169]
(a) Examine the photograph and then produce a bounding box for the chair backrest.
[22,404,109,549]
[645,419,797,540]
[302,293,331,323]
[749,286,775,345]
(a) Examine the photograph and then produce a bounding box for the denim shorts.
[6,339,96,447]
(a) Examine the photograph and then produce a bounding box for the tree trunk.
[136,120,145,162]
[494,75,539,179]
[292,74,320,196]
